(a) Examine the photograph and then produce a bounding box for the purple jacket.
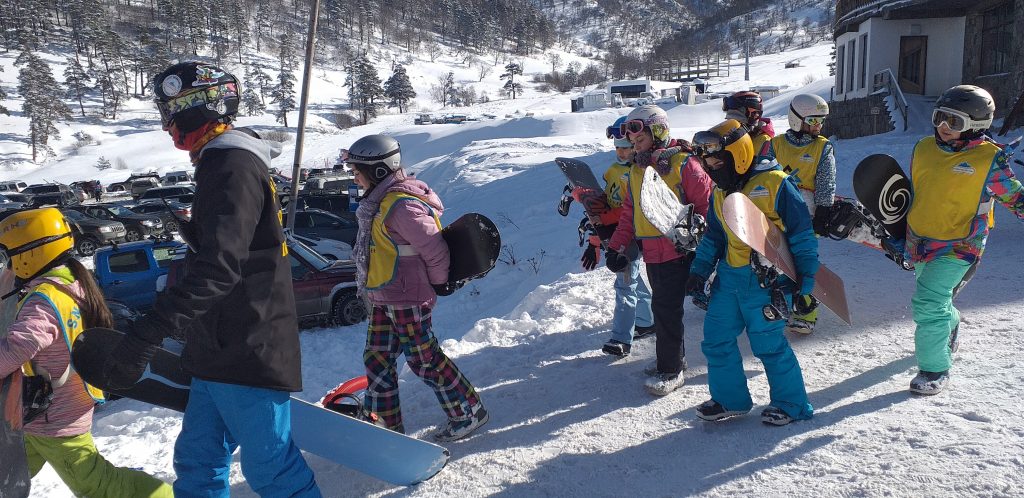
[367,179,450,307]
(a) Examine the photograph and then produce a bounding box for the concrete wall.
[822,93,895,139]
[835,16,966,100]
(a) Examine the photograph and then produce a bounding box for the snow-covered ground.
[6,42,1024,496]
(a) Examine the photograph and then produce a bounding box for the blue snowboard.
[71,327,449,486]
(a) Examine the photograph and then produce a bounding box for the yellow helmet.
[0,208,74,280]
[692,119,755,173]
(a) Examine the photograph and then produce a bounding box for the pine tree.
[241,64,267,116]
[250,63,273,105]
[383,64,416,114]
[271,34,297,127]
[347,53,383,124]
[501,62,523,99]
[0,67,8,116]
[16,50,72,162]
[441,71,458,107]
[95,156,112,170]
[64,56,91,117]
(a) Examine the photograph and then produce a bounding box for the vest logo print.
[749,185,770,198]
[800,153,814,163]
[951,162,975,175]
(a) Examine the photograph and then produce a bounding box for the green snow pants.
[24,431,173,498]
[911,256,972,373]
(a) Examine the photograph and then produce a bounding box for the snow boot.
[434,403,490,442]
[910,370,950,395]
[633,325,656,340]
[695,399,749,422]
[760,406,794,426]
[644,357,687,376]
[645,372,684,396]
[785,317,815,335]
[601,339,631,357]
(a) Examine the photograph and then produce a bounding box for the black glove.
[103,324,162,391]
[432,281,462,296]
[605,249,629,273]
[581,244,599,271]
[685,274,706,296]
[812,205,832,237]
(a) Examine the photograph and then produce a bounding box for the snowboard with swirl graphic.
[852,154,912,240]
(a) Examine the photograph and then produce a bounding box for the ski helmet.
[933,85,994,133]
[608,116,632,148]
[0,208,74,280]
[788,94,829,131]
[153,61,240,133]
[692,120,754,192]
[624,105,671,146]
[345,134,402,183]
[723,91,763,125]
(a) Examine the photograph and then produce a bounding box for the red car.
[168,237,365,327]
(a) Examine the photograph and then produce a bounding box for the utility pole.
[744,14,751,81]
[286,0,322,231]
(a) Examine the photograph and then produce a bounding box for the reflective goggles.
[802,115,826,127]
[155,83,238,127]
[691,130,726,158]
[606,124,625,140]
[931,107,974,133]
[722,95,761,113]
[619,119,647,136]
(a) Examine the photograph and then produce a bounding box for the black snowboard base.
[443,212,501,284]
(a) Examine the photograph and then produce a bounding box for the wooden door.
[899,36,927,94]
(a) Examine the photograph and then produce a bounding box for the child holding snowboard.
[899,85,1024,395]
[0,208,173,497]
[687,120,816,426]
[606,105,713,396]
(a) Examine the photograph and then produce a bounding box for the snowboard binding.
[321,376,387,429]
[668,205,706,254]
[557,184,573,217]
[750,253,789,322]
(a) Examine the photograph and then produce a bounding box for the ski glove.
[103,328,161,391]
[605,248,629,273]
[812,205,832,237]
[685,274,706,296]
[432,281,463,296]
[581,244,600,271]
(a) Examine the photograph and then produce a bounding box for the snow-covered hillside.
[7,43,1024,497]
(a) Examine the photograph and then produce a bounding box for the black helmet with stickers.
[153,61,240,133]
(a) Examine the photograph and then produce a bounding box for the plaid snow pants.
[363,304,481,432]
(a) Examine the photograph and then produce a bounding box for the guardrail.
[872,68,909,131]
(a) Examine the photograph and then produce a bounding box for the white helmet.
[625,105,671,144]
[788,94,830,131]
[345,134,402,182]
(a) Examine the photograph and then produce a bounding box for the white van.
[162,171,194,186]
[0,181,29,193]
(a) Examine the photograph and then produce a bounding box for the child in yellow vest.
[760,93,836,334]
[0,209,172,497]
[901,85,1024,395]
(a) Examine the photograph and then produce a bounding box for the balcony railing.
[872,68,909,131]
[836,0,916,30]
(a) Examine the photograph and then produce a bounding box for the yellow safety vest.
[771,134,829,192]
[366,192,441,289]
[603,162,630,209]
[628,152,688,239]
[712,170,790,268]
[751,132,772,160]
[907,137,999,241]
[20,277,105,403]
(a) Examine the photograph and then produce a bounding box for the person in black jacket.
[103,61,321,498]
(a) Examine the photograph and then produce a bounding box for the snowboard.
[1,268,30,498]
[722,192,852,325]
[852,154,912,240]
[827,196,914,271]
[442,212,501,285]
[638,165,702,253]
[71,327,450,486]
[555,157,614,247]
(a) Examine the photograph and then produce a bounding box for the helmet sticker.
[193,65,226,87]
[161,75,183,97]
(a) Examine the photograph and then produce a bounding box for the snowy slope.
[9,45,1024,497]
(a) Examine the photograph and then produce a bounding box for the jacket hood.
[198,128,283,168]
[386,177,444,213]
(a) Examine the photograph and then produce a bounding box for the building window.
[837,44,846,94]
[859,34,869,89]
[981,1,1014,75]
[847,39,856,92]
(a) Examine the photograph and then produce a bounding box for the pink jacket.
[0,275,94,437]
[609,154,713,264]
[367,180,451,307]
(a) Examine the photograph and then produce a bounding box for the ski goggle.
[620,120,668,140]
[155,83,238,127]
[691,131,726,158]
[722,95,762,113]
[931,107,974,133]
[802,115,826,127]
[606,124,625,140]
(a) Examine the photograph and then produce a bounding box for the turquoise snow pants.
[700,264,813,420]
[912,256,972,373]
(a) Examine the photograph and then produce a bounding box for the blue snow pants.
[700,264,813,420]
[608,257,654,345]
[173,378,321,498]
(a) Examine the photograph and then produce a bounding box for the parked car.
[286,193,356,221]
[60,208,127,255]
[162,170,194,186]
[167,235,365,327]
[23,183,70,196]
[290,232,352,260]
[70,180,103,201]
[130,177,161,199]
[68,204,165,242]
[138,185,194,204]
[27,189,80,208]
[3,193,30,204]
[292,208,357,245]
[0,194,27,211]
[94,239,186,310]
[0,181,28,193]
[127,200,191,232]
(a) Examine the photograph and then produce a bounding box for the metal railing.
[872,68,909,130]
[836,0,916,30]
